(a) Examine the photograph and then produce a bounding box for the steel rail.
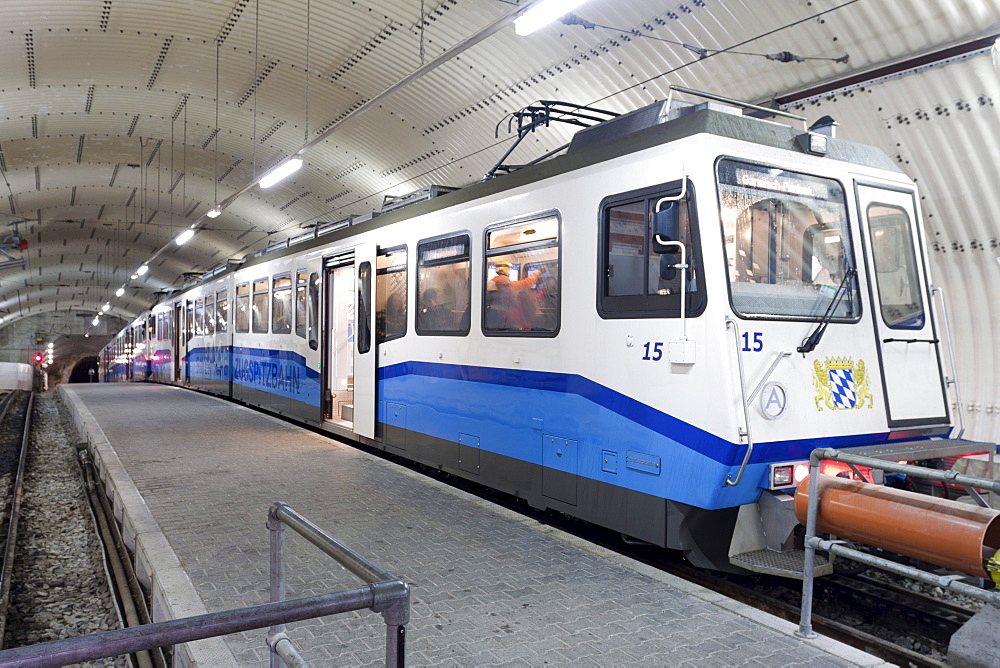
[0,392,33,645]
[78,448,162,668]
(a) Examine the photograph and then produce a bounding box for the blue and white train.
[101,92,987,575]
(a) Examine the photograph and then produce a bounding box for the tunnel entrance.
[69,356,99,383]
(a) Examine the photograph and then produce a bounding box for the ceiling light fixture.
[92,317,99,326]
[258,157,303,189]
[115,287,125,297]
[207,207,222,218]
[131,273,139,280]
[514,0,590,36]
[137,264,150,276]
[102,303,111,312]
[175,229,196,246]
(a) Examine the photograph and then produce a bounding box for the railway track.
[0,392,164,665]
[0,391,33,644]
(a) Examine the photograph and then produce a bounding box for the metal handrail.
[931,285,966,441]
[797,448,1000,639]
[654,178,690,340]
[747,351,792,405]
[267,502,409,667]
[0,586,407,667]
[0,503,410,667]
[724,317,753,486]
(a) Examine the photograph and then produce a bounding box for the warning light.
[33,354,43,364]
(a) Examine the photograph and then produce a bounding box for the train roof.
[170,100,902,297]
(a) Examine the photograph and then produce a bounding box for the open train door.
[353,242,377,439]
[322,243,377,440]
[856,183,949,427]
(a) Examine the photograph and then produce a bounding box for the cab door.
[856,183,948,426]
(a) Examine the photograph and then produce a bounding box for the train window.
[295,271,308,339]
[205,293,216,336]
[599,181,705,318]
[252,279,269,334]
[195,298,205,337]
[718,159,859,320]
[308,273,320,350]
[484,214,560,335]
[272,274,293,334]
[235,283,250,333]
[216,288,228,334]
[416,234,470,336]
[357,262,372,354]
[867,203,925,329]
[376,247,407,343]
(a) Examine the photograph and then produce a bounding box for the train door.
[322,244,377,439]
[125,326,133,379]
[183,299,193,384]
[173,302,182,382]
[856,183,948,426]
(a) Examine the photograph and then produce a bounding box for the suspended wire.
[305,0,311,142]
[170,113,174,246]
[253,0,259,178]
[560,15,849,64]
[183,102,187,231]
[215,42,220,207]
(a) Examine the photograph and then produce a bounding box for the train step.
[730,548,833,579]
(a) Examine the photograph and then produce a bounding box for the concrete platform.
[59,383,889,667]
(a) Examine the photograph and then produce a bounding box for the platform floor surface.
[63,383,886,666]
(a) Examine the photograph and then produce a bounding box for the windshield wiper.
[797,266,857,354]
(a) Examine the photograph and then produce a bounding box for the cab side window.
[599,180,705,318]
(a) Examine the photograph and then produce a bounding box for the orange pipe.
[794,474,1000,578]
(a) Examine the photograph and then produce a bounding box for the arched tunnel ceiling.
[0,0,997,330]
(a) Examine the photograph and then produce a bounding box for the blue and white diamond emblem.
[828,368,857,409]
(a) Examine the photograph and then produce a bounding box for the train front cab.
[716,157,988,577]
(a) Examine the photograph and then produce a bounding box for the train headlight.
[768,461,809,489]
[796,131,828,156]
[772,465,794,487]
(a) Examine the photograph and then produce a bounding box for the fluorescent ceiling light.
[137,264,149,276]
[207,207,222,218]
[175,229,195,246]
[514,0,589,36]
[115,287,125,297]
[258,157,303,189]
[92,317,99,326]
[102,303,110,312]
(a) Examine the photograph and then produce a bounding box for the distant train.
[101,90,986,576]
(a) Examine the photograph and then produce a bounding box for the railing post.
[369,580,410,667]
[796,449,823,638]
[267,504,286,668]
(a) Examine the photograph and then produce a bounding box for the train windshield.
[718,159,859,320]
